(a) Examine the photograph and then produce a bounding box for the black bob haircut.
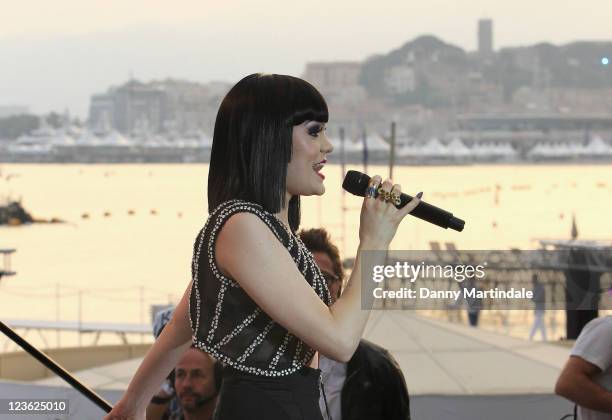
[208,73,329,232]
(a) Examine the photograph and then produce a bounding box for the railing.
[0,249,16,282]
[0,320,112,413]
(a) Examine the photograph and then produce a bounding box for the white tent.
[492,142,518,157]
[328,137,363,152]
[529,142,587,158]
[471,143,492,157]
[550,142,574,157]
[446,138,471,157]
[397,138,450,158]
[142,136,174,148]
[364,134,391,151]
[100,131,133,147]
[75,130,103,146]
[419,138,451,157]
[473,142,518,158]
[50,133,76,146]
[397,142,422,158]
[528,143,557,158]
[565,142,586,156]
[14,126,58,147]
[581,136,612,156]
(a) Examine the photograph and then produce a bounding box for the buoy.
[81,213,90,219]
[128,210,135,216]
[103,211,111,217]
[150,209,157,215]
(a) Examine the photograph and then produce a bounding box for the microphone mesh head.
[342,170,371,197]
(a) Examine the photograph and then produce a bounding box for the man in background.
[147,308,220,420]
[299,228,411,420]
[555,315,612,419]
[167,346,219,420]
[529,273,547,341]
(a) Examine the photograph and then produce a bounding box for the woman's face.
[286,120,333,197]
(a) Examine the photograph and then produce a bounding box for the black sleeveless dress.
[189,199,332,419]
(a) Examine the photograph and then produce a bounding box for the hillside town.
[1,19,612,163]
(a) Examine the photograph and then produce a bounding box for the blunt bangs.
[207,73,329,232]
[285,80,329,127]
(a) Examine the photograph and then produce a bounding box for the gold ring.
[389,192,401,206]
[377,187,390,201]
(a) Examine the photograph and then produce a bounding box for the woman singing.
[105,73,421,420]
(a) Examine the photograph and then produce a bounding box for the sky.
[1,0,611,118]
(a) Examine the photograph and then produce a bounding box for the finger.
[369,174,382,186]
[365,175,382,200]
[398,191,422,217]
[377,178,394,202]
[380,178,393,191]
[389,184,402,207]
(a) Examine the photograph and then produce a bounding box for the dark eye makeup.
[308,124,325,137]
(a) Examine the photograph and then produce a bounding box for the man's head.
[298,228,344,303]
[174,347,218,413]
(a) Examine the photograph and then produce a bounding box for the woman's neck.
[274,193,292,227]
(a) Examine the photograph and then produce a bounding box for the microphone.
[342,170,465,232]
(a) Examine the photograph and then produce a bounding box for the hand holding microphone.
[343,170,465,232]
[357,175,422,246]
